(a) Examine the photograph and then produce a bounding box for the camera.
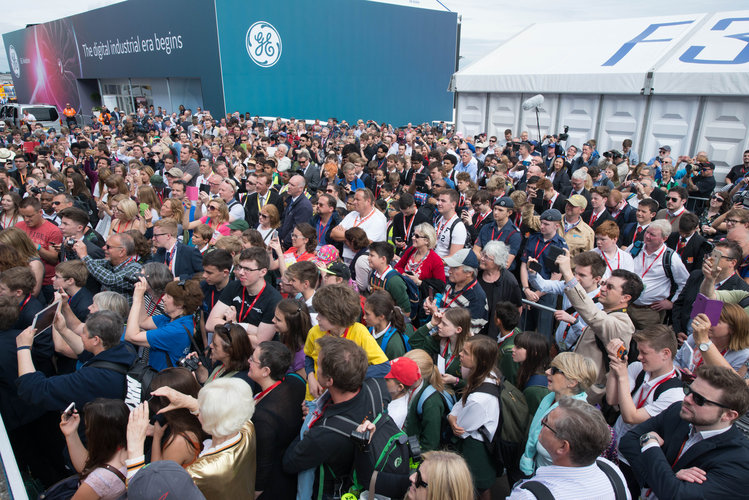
[414,172,429,192]
[177,356,200,372]
[558,125,569,142]
[124,275,141,285]
[29,186,42,195]
[732,190,749,208]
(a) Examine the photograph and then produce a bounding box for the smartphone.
[63,402,75,421]
[139,202,148,216]
[711,247,722,263]
[528,260,542,273]
[616,345,628,360]
[199,184,211,194]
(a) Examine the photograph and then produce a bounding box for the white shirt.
[449,376,499,442]
[593,247,635,280]
[509,458,631,500]
[614,362,684,464]
[339,208,387,262]
[388,396,408,429]
[633,244,689,304]
[434,214,467,258]
[226,199,245,222]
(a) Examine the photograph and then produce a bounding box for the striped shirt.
[509,458,631,499]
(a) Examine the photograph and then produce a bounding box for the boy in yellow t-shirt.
[304,284,389,401]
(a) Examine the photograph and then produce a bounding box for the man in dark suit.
[278,175,313,249]
[244,172,283,228]
[58,207,105,293]
[150,219,203,280]
[537,178,568,213]
[672,240,749,340]
[607,189,636,230]
[586,186,615,230]
[297,151,321,194]
[620,365,749,499]
[562,170,592,206]
[666,212,711,274]
[620,199,658,249]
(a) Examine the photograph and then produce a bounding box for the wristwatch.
[639,433,656,447]
[699,340,713,352]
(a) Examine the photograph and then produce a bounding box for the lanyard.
[406,250,428,275]
[257,193,267,210]
[342,326,351,339]
[403,214,416,240]
[533,239,553,260]
[640,246,666,279]
[693,348,727,369]
[19,295,31,312]
[254,380,282,401]
[671,438,689,467]
[562,293,599,341]
[354,208,376,227]
[635,371,677,409]
[317,217,332,243]
[601,250,620,273]
[443,281,477,308]
[441,340,458,369]
[474,211,490,228]
[147,294,164,316]
[436,215,455,237]
[239,283,266,323]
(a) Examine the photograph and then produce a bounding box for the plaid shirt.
[82,256,142,303]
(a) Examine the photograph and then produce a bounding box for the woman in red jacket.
[395,223,446,323]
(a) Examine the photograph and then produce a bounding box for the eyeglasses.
[684,385,730,409]
[541,415,558,436]
[152,233,168,238]
[550,366,565,377]
[726,219,742,225]
[411,463,428,489]
[236,264,260,274]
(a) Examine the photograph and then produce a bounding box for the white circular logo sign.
[9,45,20,78]
[246,21,282,68]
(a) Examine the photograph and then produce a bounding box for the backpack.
[318,380,414,498]
[415,384,455,446]
[73,195,99,228]
[369,269,421,320]
[380,325,412,354]
[227,198,252,225]
[475,377,531,477]
[630,369,682,401]
[520,458,628,500]
[88,343,159,410]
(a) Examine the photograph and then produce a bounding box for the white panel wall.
[487,93,521,140]
[455,93,486,138]
[694,97,749,181]
[519,93,558,142]
[640,96,699,165]
[556,94,601,151]
[597,95,647,156]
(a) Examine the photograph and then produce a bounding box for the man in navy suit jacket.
[278,175,313,249]
[150,219,203,280]
[620,366,749,499]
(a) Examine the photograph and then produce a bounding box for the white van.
[0,103,61,131]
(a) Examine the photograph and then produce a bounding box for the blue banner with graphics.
[215,0,457,124]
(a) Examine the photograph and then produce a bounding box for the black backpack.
[88,343,159,410]
[318,380,415,499]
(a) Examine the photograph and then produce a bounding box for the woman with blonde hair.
[406,450,473,500]
[107,198,145,237]
[185,199,231,242]
[0,228,44,298]
[159,198,185,238]
[520,351,598,476]
[510,190,540,233]
[256,204,280,243]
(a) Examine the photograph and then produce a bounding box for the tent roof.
[452,10,749,96]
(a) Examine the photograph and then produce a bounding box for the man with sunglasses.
[656,186,689,233]
[557,250,642,404]
[151,219,203,280]
[74,233,141,303]
[620,366,749,499]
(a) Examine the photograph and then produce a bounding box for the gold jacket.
[187,420,256,500]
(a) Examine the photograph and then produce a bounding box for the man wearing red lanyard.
[151,219,203,280]
[606,326,684,498]
[17,197,63,304]
[431,249,488,336]
[330,188,387,264]
[655,186,688,233]
[206,247,281,348]
[391,193,429,254]
[620,366,749,500]
[593,221,635,280]
[199,249,236,319]
[630,220,689,331]
[474,196,522,271]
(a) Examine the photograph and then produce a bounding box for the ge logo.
[9,45,20,78]
[246,21,282,68]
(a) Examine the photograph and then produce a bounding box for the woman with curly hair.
[0,228,44,298]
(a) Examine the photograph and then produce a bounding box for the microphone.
[522,94,544,111]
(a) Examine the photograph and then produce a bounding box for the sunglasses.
[684,385,730,409]
[550,366,565,377]
[208,206,218,211]
[411,462,428,489]
[667,197,681,202]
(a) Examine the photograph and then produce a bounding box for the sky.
[1,0,747,73]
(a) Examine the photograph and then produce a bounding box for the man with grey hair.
[509,398,629,499]
[426,248,488,335]
[297,150,320,193]
[563,169,592,208]
[629,219,689,330]
[74,233,142,302]
[278,175,313,248]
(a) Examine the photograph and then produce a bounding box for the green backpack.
[475,377,530,476]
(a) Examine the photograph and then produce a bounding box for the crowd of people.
[0,105,749,499]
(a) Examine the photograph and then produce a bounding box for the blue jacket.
[278,195,313,248]
[15,342,136,413]
[151,242,203,281]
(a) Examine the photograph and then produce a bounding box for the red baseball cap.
[385,357,421,387]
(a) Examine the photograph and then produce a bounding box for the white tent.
[451,10,749,179]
